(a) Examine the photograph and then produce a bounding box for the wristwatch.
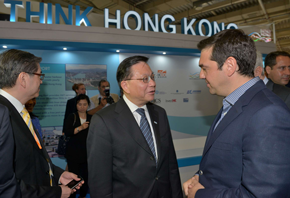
[77,127,79,132]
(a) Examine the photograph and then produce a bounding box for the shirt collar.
[263,76,268,85]
[0,89,25,113]
[123,94,147,113]
[223,77,260,106]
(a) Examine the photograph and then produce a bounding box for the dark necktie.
[136,108,157,163]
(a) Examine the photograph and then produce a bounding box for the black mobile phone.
[66,177,83,190]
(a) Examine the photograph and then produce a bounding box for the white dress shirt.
[123,95,158,160]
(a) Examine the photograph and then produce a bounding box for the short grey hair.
[254,51,264,76]
[0,49,42,88]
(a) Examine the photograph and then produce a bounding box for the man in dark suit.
[87,56,182,198]
[0,49,83,198]
[0,104,21,198]
[254,51,290,109]
[183,29,290,197]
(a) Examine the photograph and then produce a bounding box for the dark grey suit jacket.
[266,78,290,109]
[0,104,21,198]
[87,98,182,198]
[0,95,64,198]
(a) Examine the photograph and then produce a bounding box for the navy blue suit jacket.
[196,80,290,197]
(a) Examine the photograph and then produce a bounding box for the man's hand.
[59,171,84,186]
[187,175,205,198]
[183,175,199,195]
[183,177,193,196]
[60,185,73,198]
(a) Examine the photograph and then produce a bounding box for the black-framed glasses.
[27,72,45,80]
[126,73,155,83]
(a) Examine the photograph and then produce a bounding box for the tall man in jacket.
[87,56,182,198]
[254,51,290,109]
[264,51,290,86]
[0,49,83,198]
[183,29,290,198]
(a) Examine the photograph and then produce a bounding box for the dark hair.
[197,29,256,78]
[116,56,149,89]
[98,79,110,87]
[72,83,84,94]
[0,49,42,88]
[265,51,290,69]
[76,94,90,107]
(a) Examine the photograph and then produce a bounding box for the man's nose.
[199,70,205,79]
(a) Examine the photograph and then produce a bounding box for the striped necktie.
[136,108,157,163]
[21,107,42,149]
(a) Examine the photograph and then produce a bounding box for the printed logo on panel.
[157,70,167,78]
[171,90,184,95]
[165,99,176,102]
[152,98,161,103]
[189,72,200,80]
[187,90,201,94]
[155,90,167,95]
[183,98,189,102]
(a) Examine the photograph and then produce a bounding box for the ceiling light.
[116,50,120,52]
[63,47,67,50]
[3,46,7,48]
[163,52,166,55]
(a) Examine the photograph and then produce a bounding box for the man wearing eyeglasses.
[87,56,182,198]
[0,49,83,198]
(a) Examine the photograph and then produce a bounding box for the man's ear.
[225,57,238,77]
[121,81,129,94]
[18,72,27,88]
[265,66,271,75]
[254,66,263,77]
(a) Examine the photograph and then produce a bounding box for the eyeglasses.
[126,73,155,83]
[27,72,45,80]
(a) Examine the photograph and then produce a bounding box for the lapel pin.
[154,121,157,124]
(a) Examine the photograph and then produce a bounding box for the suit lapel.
[147,103,161,167]
[266,79,274,91]
[0,96,45,154]
[203,107,222,155]
[115,99,153,157]
[203,105,242,156]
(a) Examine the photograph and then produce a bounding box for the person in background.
[0,49,83,198]
[265,51,290,86]
[87,56,182,198]
[65,94,91,198]
[0,104,21,198]
[254,51,290,109]
[63,83,95,132]
[89,79,119,114]
[183,29,290,197]
[25,97,43,139]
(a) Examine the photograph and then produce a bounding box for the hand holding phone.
[66,176,84,190]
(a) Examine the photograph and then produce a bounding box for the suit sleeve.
[87,113,113,198]
[196,104,290,198]
[163,109,183,198]
[0,105,21,198]
[64,113,77,137]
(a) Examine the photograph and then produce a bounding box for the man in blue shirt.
[183,29,290,198]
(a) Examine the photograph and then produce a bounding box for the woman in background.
[63,83,95,133]
[25,98,42,139]
[64,94,91,198]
